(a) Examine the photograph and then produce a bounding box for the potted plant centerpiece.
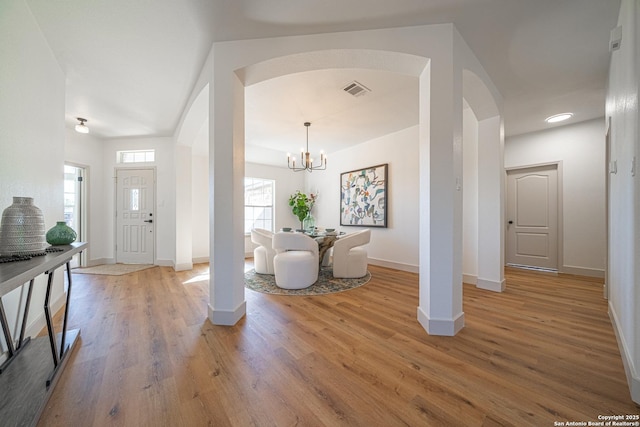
[288,190,317,233]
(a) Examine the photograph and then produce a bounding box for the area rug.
[244,266,371,296]
[72,264,154,276]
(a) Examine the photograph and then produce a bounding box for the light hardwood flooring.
[37,264,639,426]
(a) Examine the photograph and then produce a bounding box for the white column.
[208,70,246,325]
[477,116,505,291]
[417,56,465,336]
[175,144,193,271]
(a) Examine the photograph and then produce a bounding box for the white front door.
[506,165,558,270]
[116,169,155,264]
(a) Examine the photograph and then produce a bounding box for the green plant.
[288,190,317,227]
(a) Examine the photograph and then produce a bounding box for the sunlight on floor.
[182,271,209,285]
[181,260,254,285]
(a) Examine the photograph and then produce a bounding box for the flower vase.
[46,221,77,245]
[302,212,316,234]
[0,196,47,255]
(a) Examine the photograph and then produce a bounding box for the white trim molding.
[209,301,247,326]
[368,257,419,274]
[609,303,640,404]
[417,308,465,336]
[477,277,506,292]
[174,262,193,271]
[463,274,477,285]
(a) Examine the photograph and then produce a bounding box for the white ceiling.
[26,0,620,164]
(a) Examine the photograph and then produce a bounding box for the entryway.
[115,168,155,264]
[506,164,559,271]
[64,163,86,268]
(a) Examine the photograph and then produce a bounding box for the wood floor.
[36,264,638,426]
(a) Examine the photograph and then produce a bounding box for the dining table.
[306,231,344,266]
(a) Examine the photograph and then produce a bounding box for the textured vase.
[0,197,47,255]
[302,212,316,234]
[46,221,77,245]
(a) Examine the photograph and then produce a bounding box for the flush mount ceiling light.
[545,113,573,124]
[75,117,89,134]
[287,122,326,173]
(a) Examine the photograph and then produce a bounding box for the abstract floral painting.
[340,163,387,227]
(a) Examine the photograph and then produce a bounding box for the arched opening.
[207,33,504,335]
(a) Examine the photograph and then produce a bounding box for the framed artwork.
[340,163,387,227]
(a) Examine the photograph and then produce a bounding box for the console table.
[0,242,86,427]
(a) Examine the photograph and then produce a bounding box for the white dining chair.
[272,232,319,289]
[331,229,371,278]
[251,228,276,274]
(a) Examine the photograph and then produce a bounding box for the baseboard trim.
[368,258,418,274]
[87,258,114,267]
[477,277,506,292]
[156,259,174,267]
[463,274,477,285]
[609,303,640,404]
[560,265,605,279]
[192,257,209,264]
[208,301,246,326]
[417,307,465,336]
[174,262,193,272]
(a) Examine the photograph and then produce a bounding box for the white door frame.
[505,161,564,273]
[114,167,157,264]
[65,162,88,267]
[604,117,611,299]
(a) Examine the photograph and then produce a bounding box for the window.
[117,149,155,163]
[245,177,274,233]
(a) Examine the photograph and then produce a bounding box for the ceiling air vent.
[343,81,371,97]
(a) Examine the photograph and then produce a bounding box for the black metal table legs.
[0,278,35,374]
[43,261,74,387]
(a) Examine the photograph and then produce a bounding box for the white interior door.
[116,169,155,264]
[506,165,558,270]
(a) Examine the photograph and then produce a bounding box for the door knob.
[144,219,153,223]
[508,220,513,224]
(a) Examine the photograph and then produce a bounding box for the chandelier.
[287,122,326,172]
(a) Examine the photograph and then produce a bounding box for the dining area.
[250,227,371,290]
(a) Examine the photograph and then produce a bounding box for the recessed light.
[545,113,573,124]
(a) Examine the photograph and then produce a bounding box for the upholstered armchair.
[251,228,276,275]
[272,232,319,289]
[332,229,371,278]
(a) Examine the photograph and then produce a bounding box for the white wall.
[462,106,479,283]
[103,137,177,266]
[244,162,306,256]
[606,0,640,404]
[0,0,67,351]
[505,118,606,277]
[64,128,108,265]
[308,126,420,272]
